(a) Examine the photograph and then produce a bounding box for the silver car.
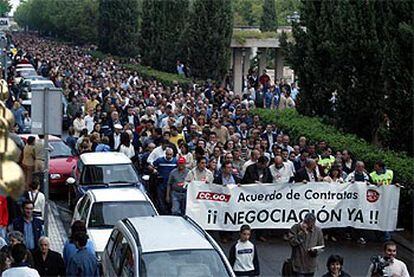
[102,216,235,277]
[72,187,158,263]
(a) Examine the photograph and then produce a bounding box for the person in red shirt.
[259,69,270,86]
[0,195,8,239]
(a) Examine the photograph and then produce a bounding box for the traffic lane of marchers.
[54,200,411,276]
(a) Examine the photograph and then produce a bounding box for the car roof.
[30,80,54,84]
[80,152,132,165]
[23,76,46,81]
[18,134,61,141]
[87,187,148,202]
[16,64,34,68]
[126,216,213,253]
[16,68,36,72]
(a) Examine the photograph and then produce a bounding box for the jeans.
[0,227,6,239]
[157,184,169,215]
[171,191,186,216]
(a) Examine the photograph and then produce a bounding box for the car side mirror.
[66,177,76,186]
[142,175,150,181]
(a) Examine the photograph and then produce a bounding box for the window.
[106,229,119,256]
[141,249,231,277]
[81,164,139,185]
[76,196,87,217]
[89,201,156,228]
[49,141,72,158]
[110,232,131,275]
[121,245,135,277]
[80,197,91,222]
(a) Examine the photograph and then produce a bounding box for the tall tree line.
[14,0,234,81]
[14,0,98,44]
[281,0,413,154]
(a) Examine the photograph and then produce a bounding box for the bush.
[88,50,194,88]
[252,108,413,230]
[122,64,193,88]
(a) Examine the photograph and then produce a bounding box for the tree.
[260,0,277,31]
[187,0,233,81]
[98,0,140,57]
[140,0,189,73]
[283,0,413,154]
[0,0,11,17]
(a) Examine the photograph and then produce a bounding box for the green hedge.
[252,109,414,186]
[122,64,193,88]
[88,50,193,88]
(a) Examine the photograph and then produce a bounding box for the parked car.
[19,134,78,194]
[14,67,38,84]
[20,79,56,106]
[72,187,158,263]
[102,216,235,277]
[66,152,145,208]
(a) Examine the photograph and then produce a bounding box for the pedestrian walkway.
[47,201,68,254]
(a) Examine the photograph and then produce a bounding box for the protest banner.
[186,182,400,231]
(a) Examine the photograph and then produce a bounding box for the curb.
[47,201,68,254]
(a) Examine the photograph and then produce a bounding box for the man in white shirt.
[241,149,260,178]
[3,244,40,277]
[269,156,294,183]
[84,107,95,134]
[367,241,410,277]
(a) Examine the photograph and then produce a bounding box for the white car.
[16,63,35,69]
[21,79,56,106]
[72,187,158,262]
[14,67,38,84]
[102,216,235,277]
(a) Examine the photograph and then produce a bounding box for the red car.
[19,134,78,194]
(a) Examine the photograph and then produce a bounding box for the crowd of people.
[0,32,407,276]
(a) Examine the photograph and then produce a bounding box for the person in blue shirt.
[66,232,99,277]
[63,220,95,266]
[151,148,177,214]
[11,200,43,251]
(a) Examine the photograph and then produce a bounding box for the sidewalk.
[46,201,68,254]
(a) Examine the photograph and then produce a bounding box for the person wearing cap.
[109,123,123,150]
[287,213,324,276]
[166,156,190,216]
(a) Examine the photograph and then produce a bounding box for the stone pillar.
[257,48,267,75]
[243,48,251,76]
[275,48,285,81]
[232,48,243,96]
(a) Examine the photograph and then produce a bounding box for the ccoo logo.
[366,189,380,203]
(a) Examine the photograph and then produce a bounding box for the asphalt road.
[53,197,412,277]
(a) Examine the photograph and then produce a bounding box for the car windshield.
[81,164,139,184]
[31,83,55,90]
[19,70,37,77]
[50,140,72,158]
[141,249,231,277]
[88,201,156,228]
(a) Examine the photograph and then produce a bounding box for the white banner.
[186,182,400,231]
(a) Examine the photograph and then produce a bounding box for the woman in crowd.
[33,237,65,277]
[322,255,351,277]
[118,132,135,159]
